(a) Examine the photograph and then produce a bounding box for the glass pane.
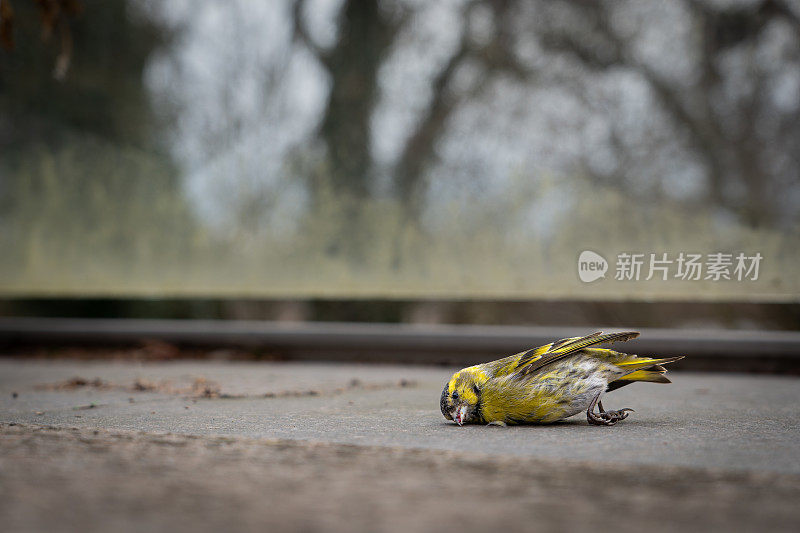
[2,0,798,300]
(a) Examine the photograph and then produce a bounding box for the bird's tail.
[607,356,684,392]
[615,369,672,384]
[616,356,684,373]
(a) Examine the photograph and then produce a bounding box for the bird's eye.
[452,391,459,400]
[472,384,480,395]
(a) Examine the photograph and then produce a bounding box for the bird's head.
[440,368,484,425]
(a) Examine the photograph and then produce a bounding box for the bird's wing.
[512,331,640,378]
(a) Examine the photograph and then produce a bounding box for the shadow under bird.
[440,331,683,426]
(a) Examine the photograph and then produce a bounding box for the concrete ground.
[2,359,800,532]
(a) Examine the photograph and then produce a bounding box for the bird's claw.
[606,408,634,421]
[587,407,634,426]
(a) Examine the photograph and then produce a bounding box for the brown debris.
[34,375,223,399]
[128,377,223,399]
[35,377,110,391]
[131,379,158,392]
[32,374,416,401]
[188,377,222,399]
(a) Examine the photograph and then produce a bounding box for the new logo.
[578,251,608,283]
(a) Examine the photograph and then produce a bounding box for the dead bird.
[440,331,682,426]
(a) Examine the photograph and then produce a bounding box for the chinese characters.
[613,252,761,281]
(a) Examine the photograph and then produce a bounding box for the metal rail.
[1,317,798,371]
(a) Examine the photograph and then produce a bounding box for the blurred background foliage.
[1,0,799,303]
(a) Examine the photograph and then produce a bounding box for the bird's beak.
[453,405,467,426]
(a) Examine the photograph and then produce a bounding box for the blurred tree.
[0,0,198,291]
[10,0,794,234]
[0,0,169,149]
[528,0,800,228]
[288,0,799,230]
[293,0,531,210]
[292,0,402,258]
[295,0,398,201]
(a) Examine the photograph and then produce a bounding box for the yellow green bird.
[440,331,682,426]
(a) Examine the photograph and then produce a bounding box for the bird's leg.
[587,393,634,426]
[586,392,609,425]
